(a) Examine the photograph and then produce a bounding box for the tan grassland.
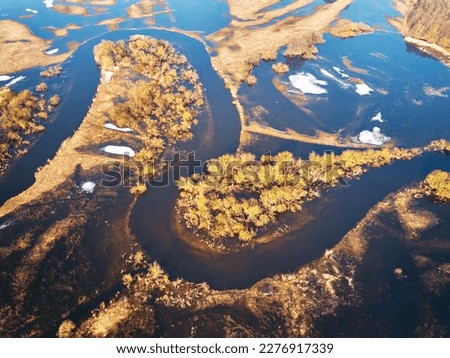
[46,23,81,37]
[126,0,171,19]
[208,0,353,87]
[52,4,90,16]
[329,18,373,38]
[342,56,368,74]
[227,0,281,20]
[243,121,392,149]
[0,20,73,74]
[54,0,115,5]
[230,0,315,28]
[98,17,125,30]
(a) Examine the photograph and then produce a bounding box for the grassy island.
[0,87,59,174]
[424,170,450,202]
[94,36,204,192]
[176,147,425,244]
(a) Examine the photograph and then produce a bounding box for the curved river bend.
[1,28,449,290]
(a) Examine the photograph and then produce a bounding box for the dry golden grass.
[329,18,373,38]
[98,17,125,30]
[46,23,81,37]
[208,0,353,89]
[0,36,203,218]
[0,20,72,74]
[54,0,116,6]
[52,4,90,15]
[342,56,368,74]
[126,0,170,19]
[91,0,116,5]
[244,121,389,149]
[227,0,280,20]
[230,0,315,27]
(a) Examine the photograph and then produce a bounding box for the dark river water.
[0,0,449,292]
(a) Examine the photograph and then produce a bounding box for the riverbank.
[389,0,450,67]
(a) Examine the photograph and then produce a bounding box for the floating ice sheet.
[289,72,328,95]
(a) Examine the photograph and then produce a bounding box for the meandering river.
[0,0,449,291]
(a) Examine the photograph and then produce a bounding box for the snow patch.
[289,72,328,95]
[357,127,391,145]
[104,123,133,133]
[103,71,113,83]
[332,66,349,78]
[103,145,135,157]
[81,181,96,194]
[319,68,351,89]
[371,112,384,123]
[5,76,26,87]
[26,8,38,14]
[45,48,59,55]
[0,75,13,82]
[355,83,373,96]
[43,0,54,8]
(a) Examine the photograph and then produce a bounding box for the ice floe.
[43,0,54,8]
[0,75,13,82]
[289,72,328,95]
[5,76,26,87]
[45,48,59,55]
[355,83,374,96]
[26,8,38,14]
[332,66,349,78]
[103,145,135,157]
[370,112,384,123]
[104,123,133,133]
[319,68,351,89]
[357,127,390,145]
[81,181,96,194]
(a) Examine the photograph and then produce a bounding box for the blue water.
[1,0,450,291]
[240,0,450,148]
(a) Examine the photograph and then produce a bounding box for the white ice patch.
[0,75,13,81]
[5,76,26,87]
[45,48,59,55]
[371,112,384,123]
[355,83,374,96]
[103,71,113,83]
[289,72,328,95]
[332,66,349,78]
[104,123,133,133]
[357,127,391,145]
[81,181,96,194]
[43,0,54,8]
[0,222,11,230]
[103,145,135,157]
[26,8,38,14]
[319,68,351,89]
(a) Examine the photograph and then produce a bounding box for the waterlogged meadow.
[0,0,449,338]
